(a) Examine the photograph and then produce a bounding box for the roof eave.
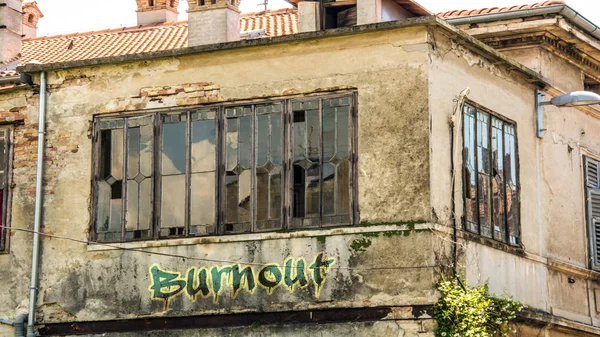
[17,16,549,89]
[445,4,600,41]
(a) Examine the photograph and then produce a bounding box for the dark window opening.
[0,129,10,252]
[584,75,600,96]
[149,0,155,6]
[321,0,357,30]
[462,104,520,246]
[27,14,34,24]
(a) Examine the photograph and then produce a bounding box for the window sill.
[87,222,434,252]
[460,230,525,257]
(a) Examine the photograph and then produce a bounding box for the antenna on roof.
[257,0,268,11]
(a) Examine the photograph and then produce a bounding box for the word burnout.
[149,253,336,306]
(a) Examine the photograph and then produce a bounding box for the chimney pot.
[136,0,180,25]
[22,1,43,38]
[185,0,240,46]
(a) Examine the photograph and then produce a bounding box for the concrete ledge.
[518,309,600,336]
[87,222,435,252]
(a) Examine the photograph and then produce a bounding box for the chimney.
[186,0,240,47]
[0,0,23,68]
[22,1,43,38]
[298,0,429,32]
[136,0,179,25]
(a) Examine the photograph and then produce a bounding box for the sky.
[32,0,600,36]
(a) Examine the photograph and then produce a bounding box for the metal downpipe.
[27,71,47,337]
[15,314,27,337]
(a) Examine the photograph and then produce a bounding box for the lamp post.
[536,90,600,138]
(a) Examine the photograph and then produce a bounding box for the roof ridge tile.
[437,0,565,18]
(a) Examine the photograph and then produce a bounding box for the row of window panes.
[93,95,355,242]
[463,104,519,245]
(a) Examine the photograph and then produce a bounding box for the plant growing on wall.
[433,279,524,337]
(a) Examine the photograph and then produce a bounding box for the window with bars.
[462,104,520,246]
[584,156,600,271]
[92,93,357,242]
[0,128,11,252]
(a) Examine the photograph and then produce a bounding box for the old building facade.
[1,0,600,336]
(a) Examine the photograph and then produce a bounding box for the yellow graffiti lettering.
[148,253,337,309]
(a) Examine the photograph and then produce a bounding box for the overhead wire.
[1,225,437,272]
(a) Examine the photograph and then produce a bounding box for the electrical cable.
[1,225,437,272]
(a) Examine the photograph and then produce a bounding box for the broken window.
[92,93,357,242]
[462,104,519,246]
[0,128,11,252]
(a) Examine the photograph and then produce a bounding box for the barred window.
[92,93,357,242]
[462,104,519,245]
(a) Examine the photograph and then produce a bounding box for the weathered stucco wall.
[0,26,442,331]
[0,86,45,336]
[427,26,600,328]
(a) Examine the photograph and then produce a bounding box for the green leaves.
[433,279,524,337]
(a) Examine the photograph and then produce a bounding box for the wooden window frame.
[0,127,13,253]
[90,92,358,243]
[461,102,521,247]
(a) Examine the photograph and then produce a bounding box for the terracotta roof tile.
[20,8,297,66]
[241,8,298,37]
[437,0,565,18]
[0,71,19,78]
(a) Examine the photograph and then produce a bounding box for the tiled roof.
[20,8,297,65]
[437,0,565,19]
[0,71,19,78]
[240,8,298,37]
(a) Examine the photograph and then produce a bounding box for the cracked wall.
[0,25,441,334]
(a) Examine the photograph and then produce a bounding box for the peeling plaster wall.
[0,26,442,332]
[0,87,43,334]
[427,27,600,328]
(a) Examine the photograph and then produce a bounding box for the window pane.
[463,107,478,233]
[477,111,492,238]
[126,117,153,240]
[96,128,124,241]
[255,105,283,231]
[162,117,186,175]
[323,102,351,224]
[292,101,321,227]
[160,174,186,234]
[191,119,216,173]
[504,124,519,245]
[224,109,252,232]
[492,118,506,242]
[190,172,215,234]
[190,111,217,235]
[161,115,186,236]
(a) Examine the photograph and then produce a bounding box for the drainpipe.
[0,314,28,337]
[449,88,470,276]
[15,314,27,337]
[27,71,47,337]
